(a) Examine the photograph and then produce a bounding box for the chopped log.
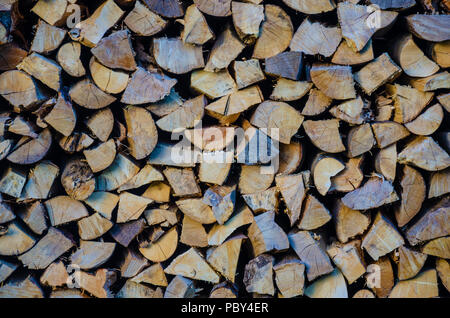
[310,64,356,100]
[331,156,364,193]
[396,245,428,281]
[406,14,450,42]
[250,101,304,144]
[0,221,36,256]
[77,269,116,298]
[124,1,167,37]
[110,218,146,247]
[389,269,439,298]
[143,0,184,18]
[248,211,289,256]
[156,95,205,133]
[116,280,162,298]
[342,176,393,210]
[231,2,264,44]
[148,142,197,168]
[22,161,59,200]
[369,256,394,298]
[144,207,178,227]
[436,258,450,292]
[16,202,47,236]
[337,2,398,52]
[31,20,66,54]
[0,166,26,198]
[78,213,113,240]
[57,42,86,77]
[304,268,348,298]
[191,69,237,99]
[165,248,219,283]
[90,58,129,94]
[40,261,68,287]
[387,84,434,124]
[139,227,178,262]
[288,230,334,281]
[406,197,449,246]
[404,104,443,136]
[301,88,332,116]
[371,121,410,148]
[429,40,450,68]
[298,195,332,231]
[9,116,38,138]
[181,4,213,45]
[398,136,450,171]
[7,129,52,165]
[329,97,365,125]
[273,256,305,298]
[84,140,116,174]
[96,153,139,191]
[71,0,124,48]
[143,182,172,203]
[207,234,245,282]
[205,26,245,72]
[50,289,89,298]
[290,19,341,57]
[131,263,167,286]
[91,30,136,71]
[437,93,450,113]
[208,205,254,246]
[410,72,450,92]
[327,240,366,284]
[265,52,303,81]
[0,276,44,298]
[239,165,274,195]
[210,283,238,298]
[303,119,346,153]
[347,123,375,158]
[282,0,335,14]
[0,44,28,71]
[332,40,374,65]
[85,108,114,142]
[117,192,153,223]
[233,59,265,89]
[271,79,312,102]
[206,86,262,123]
[278,142,303,175]
[45,196,89,226]
[43,95,76,137]
[121,68,177,105]
[118,165,164,192]
[31,0,69,26]
[429,169,449,199]
[355,53,402,95]
[362,212,404,261]
[176,198,215,224]
[61,159,95,201]
[164,167,201,197]
[368,0,416,9]
[252,5,293,59]
[203,185,236,225]
[164,275,198,298]
[0,70,49,109]
[0,196,14,224]
[18,227,74,270]
[84,191,119,220]
[185,126,234,152]
[312,155,345,196]
[391,34,439,78]
[193,0,231,17]
[375,144,397,181]
[243,254,275,296]
[421,236,450,258]
[276,173,305,226]
[180,216,208,248]
[153,38,204,74]
[146,89,183,117]
[70,79,116,110]
[71,240,116,270]
[243,187,279,213]
[59,132,94,153]
[353,289,375,298]
[395,165,426,227]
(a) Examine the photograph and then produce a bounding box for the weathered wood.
[304,269,348,298]
[205,26,245,72]
[139,227,178,262]
[191,69,237,99]
[17,202,48,235]
[436,258,450,292]
[233,59,265,89]
[290,19,341,57]
[61,158,96,201]
[303,119,345,153]
[0,221,36,256]
[372,121,410,148]
[78,213,113,240]
[45,195,89,226]
[71,240,116,270]
[298,195,332,230]
[398,136,450,171]
[22,161,59,200]
[70,79,116,110]
[248,211,289,256]
[31,20,66,54]
[333,199,371,243]
[428,169,449,199]
[396,245,428,281]
[84,140,116,173]
[282,0,335,14]
[131,263,167,286]
[143,0,184,18]
[331,156,364,193]
[332,40,374,65]
[110,218,146,247]
[422,237,450,259]
[243,254,275,296]
[327,240,366,284]
[406,14,450,42]
[208,206,254,246]
[125,1,167,37]
[389,269,439,298]
[207,235,244,282]
[310,64,356,100]
[40,261,68,287]
[232,1,264,44]
[243,187,279,213]
[57,42,86,77]
[271,79,312,102]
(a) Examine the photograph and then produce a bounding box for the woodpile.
[0,0,448,299]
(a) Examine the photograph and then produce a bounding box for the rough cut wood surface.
[0,0,448,299]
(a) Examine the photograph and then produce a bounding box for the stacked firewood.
[0,0,448,298]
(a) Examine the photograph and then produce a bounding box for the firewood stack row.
[0,0,448,298]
